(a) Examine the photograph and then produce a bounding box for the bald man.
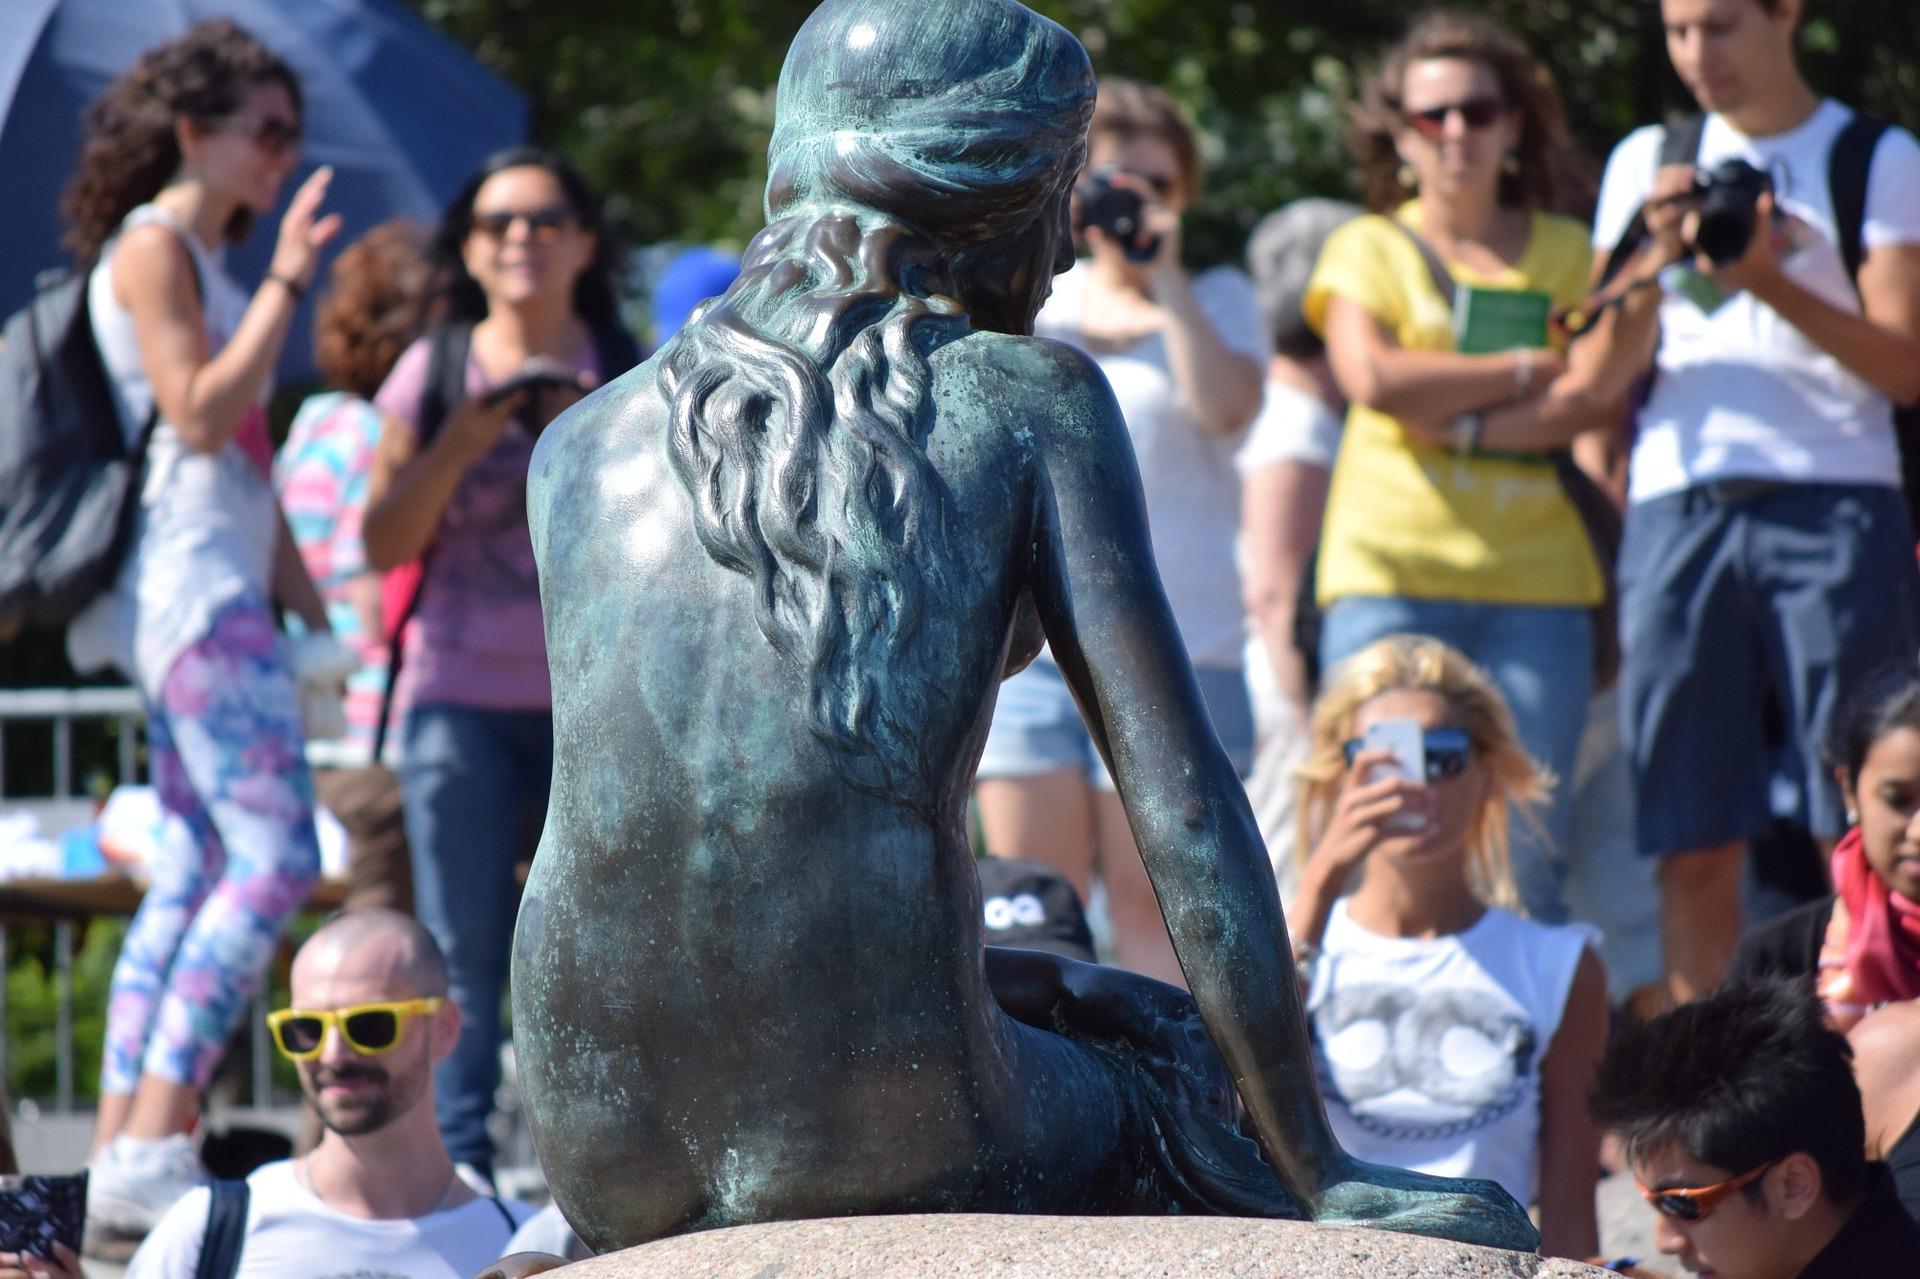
[126,910,535,1278]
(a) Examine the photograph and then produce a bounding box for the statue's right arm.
[1022,341,1351,1208]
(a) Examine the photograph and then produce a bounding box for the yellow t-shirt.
[1304,202,1603,608]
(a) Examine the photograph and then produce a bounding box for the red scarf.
[1818,827,1920,1026]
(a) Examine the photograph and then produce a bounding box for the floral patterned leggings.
[101,597,321,1094]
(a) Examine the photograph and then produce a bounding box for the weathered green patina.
[514,0,1539,1255]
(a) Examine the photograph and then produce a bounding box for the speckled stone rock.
[553,1215,1615,1277]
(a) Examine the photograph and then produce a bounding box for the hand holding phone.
[1360,719,1429,832]
[0,1172,87,1263]
[483,358,584,408]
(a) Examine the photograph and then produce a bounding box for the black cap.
[975,856,1096,963]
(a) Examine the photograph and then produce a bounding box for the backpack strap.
[487,1195,516,1237]
[370,320,474,763]
[417,320,475,450]
[1830,112,1892,287]
[193,1179,250,1279]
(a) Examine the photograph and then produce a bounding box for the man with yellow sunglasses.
[123,910,534,1278]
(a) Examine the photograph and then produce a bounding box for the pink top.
[373,335,596,711]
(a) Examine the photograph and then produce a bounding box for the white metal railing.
[0,687,143,1111]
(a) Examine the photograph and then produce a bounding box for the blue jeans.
[1320,596,1594,924]
[401,702,553,1171]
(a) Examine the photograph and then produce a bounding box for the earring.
[1397,162,1417,189]
[1502,152,1521,175]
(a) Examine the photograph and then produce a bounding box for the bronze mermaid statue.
[513,0,1540,1255]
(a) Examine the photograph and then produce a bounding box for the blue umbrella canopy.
[0,0,527,383]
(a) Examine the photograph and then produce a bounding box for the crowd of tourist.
[4,0,1919,1276]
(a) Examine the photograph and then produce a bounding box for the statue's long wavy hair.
[658,0,1093,814]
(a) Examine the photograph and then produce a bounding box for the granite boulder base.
[501,1215,1614,1278]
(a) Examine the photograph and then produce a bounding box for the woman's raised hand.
[269,165,344,291]
[438,390,527,468]
[1305,747,1434,891]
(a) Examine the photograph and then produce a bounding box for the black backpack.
[1660,110,1920,530]
[0,269,158,628]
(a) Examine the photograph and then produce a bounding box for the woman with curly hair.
[276,219,433,920]
[1288,634,1607,1258]
[59,18,340,1233]
[1305,11,1614,927]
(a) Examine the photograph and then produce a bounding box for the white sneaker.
[86,1133,208,1237]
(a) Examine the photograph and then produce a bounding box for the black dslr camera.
[1073,166,1162,262]
[1687,158,1773,266]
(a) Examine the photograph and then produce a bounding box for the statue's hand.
[471,1252,573,1279]
[1313,1155,1542,1255]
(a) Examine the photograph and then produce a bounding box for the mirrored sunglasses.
[1404,96,1508,138]
[1341,726,1474,782]
[469,206,578,241]
[267,997,443,1060]
[1637,1159,1776,1223]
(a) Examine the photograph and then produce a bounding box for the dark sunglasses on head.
[469,206,578,242]
[1637,1159,1776,1223]
[223,115,301,158]
[1404,95,1508,138]
[266,997,443,1060]
[1341,726,1473,781]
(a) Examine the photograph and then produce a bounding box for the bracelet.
[1512,346,1536,399]
[1449,410,1485,458]
[267,272,307,302]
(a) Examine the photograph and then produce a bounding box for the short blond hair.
[1296,634,1550,911]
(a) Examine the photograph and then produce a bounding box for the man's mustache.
[308,1063,387,1088]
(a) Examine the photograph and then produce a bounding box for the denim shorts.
[1618,481,1919,856]
[976,653,1254,789]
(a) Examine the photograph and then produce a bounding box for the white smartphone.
[1361,718,1427,832]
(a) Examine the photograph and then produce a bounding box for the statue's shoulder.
[932,330,1122,445]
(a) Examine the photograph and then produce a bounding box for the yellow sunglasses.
[266,998,444,1060]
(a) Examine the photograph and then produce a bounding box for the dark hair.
[659,0,1092,815]
[1247,199,1361,359]
[1352,10,1592,217]
[1590,979,1867,1204]
[314,219,432,400]
[1830,669,1920,787]
[62,19,300,263]
[427,146,624,332]
[1087,76,1203,204]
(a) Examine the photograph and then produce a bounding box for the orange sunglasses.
[1637,1159,1777,1222]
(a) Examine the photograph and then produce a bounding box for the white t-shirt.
[1307,900,1595,1207]
[1591,101,1920,502]
[1234,377,1343,475]
[125,1162,537,1279]
[1036,262,1270,668]
[66,204,279,697]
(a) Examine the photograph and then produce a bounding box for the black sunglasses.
[222,114,301,158]
[1341,726,1474,781]
[1404,95,1508,138]
[469,205,578,241]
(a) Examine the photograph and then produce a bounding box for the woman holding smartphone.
[361,146,637,1182]
[1288,634,1607,1260]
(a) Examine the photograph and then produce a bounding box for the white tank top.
[1306,899,1595,1207]
[67,205,278,698]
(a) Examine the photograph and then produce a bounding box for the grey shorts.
[1618,480,1919,856]
[976,654,1254,789]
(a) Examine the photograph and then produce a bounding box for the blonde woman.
[1288,635,1606,1259]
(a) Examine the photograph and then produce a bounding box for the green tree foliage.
[408,0,1920,269]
